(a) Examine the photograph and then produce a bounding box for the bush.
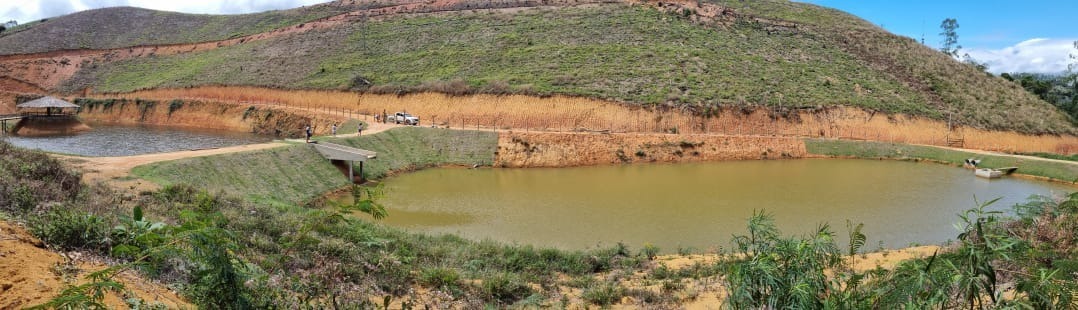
[582,282,625,306]
[0,141,82,213]
[419,267,461,292]
[722,211,842,309]
[29,208,112,251]
[481,273,532,304]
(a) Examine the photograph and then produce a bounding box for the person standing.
[304,124,312,143]
[357,123,363,136]
[332,123,338,137]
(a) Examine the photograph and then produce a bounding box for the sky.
[803,0,1077,74]
[1,0,1076,74]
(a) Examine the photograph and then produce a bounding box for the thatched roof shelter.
[16,96,79,117]
[17,96,79,109]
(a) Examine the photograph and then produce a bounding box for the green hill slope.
[0,3,363,55]
[25,0,1078,134]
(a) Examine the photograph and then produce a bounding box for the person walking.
[304,124,312,143]
[332,123,338,137]
[357,123,363,136]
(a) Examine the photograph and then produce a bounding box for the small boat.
[974,167,1018,179]
[975,168,1003,179]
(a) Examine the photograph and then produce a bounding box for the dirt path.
[57,116,401,190]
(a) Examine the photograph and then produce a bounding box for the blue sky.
[803,0,1077,74]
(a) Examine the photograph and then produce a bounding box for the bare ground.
[0,220,190,309]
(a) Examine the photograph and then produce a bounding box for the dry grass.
[104,86,1078,154]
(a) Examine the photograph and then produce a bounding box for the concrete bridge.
[310,142,377,184]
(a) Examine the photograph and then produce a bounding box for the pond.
[2,123,273,156]
[341,159,1074,252]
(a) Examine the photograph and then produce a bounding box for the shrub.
[29,208,112,251]
[481,273,532,304]
[0,141,82,213]
[722,211,843,309]
[640,243,659,260]
[582,282,625,306]
[419,267,461,292]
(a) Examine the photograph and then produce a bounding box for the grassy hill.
[0,3,366,55]
[16,0,1078,134]
[132,127,497,206]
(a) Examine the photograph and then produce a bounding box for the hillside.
[0,1,369,55]
[2,0,1075,135]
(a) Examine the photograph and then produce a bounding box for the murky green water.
[343,159,1073,252]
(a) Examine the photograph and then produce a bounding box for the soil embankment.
[11,117,92,136]
[74,98,343,138]
[0,220,189,309]
[496,131,806,167]
[104,87,1078,154]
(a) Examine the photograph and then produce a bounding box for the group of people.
[303,122,363,143]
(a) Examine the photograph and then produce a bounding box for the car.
[391,112,420,125]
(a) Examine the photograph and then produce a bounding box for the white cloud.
[964,38,1077,74]
[1,0,330,24]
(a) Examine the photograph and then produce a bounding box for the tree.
[939,18,961,57]
[0,20,15,33]
[1071,40,1077,72]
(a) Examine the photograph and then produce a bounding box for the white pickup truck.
[390,112,420,125]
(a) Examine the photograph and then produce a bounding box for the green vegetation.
[6,137,1078,307]
[58,1,1073,134]
[805,139,1078,182]
[1001,72,1078,120]
[720,196,1078,308]
[326,126,498,179]
[0,4,365,54]
[2,140,657,307]
[132,143,343,206]
[132,127,498,206]
[1018,152,1078,162]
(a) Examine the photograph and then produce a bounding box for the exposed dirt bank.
[496,131,806,167]
[103,87,1078,154]
[0,92,18,114]
[11,117,92,136]
[74,98,343,138]
[0,220,189,309]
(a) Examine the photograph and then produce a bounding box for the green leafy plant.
[723,210,843,309]
[29,208,111,251]
[110,206,167,259]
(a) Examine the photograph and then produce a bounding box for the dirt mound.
[11,117,92,136]
[0,220,189,309]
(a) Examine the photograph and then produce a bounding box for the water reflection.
[2,123,272,156]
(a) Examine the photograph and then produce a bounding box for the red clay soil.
[0,220,190,309]
[0,77,44,94]
[11,118,92,136]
